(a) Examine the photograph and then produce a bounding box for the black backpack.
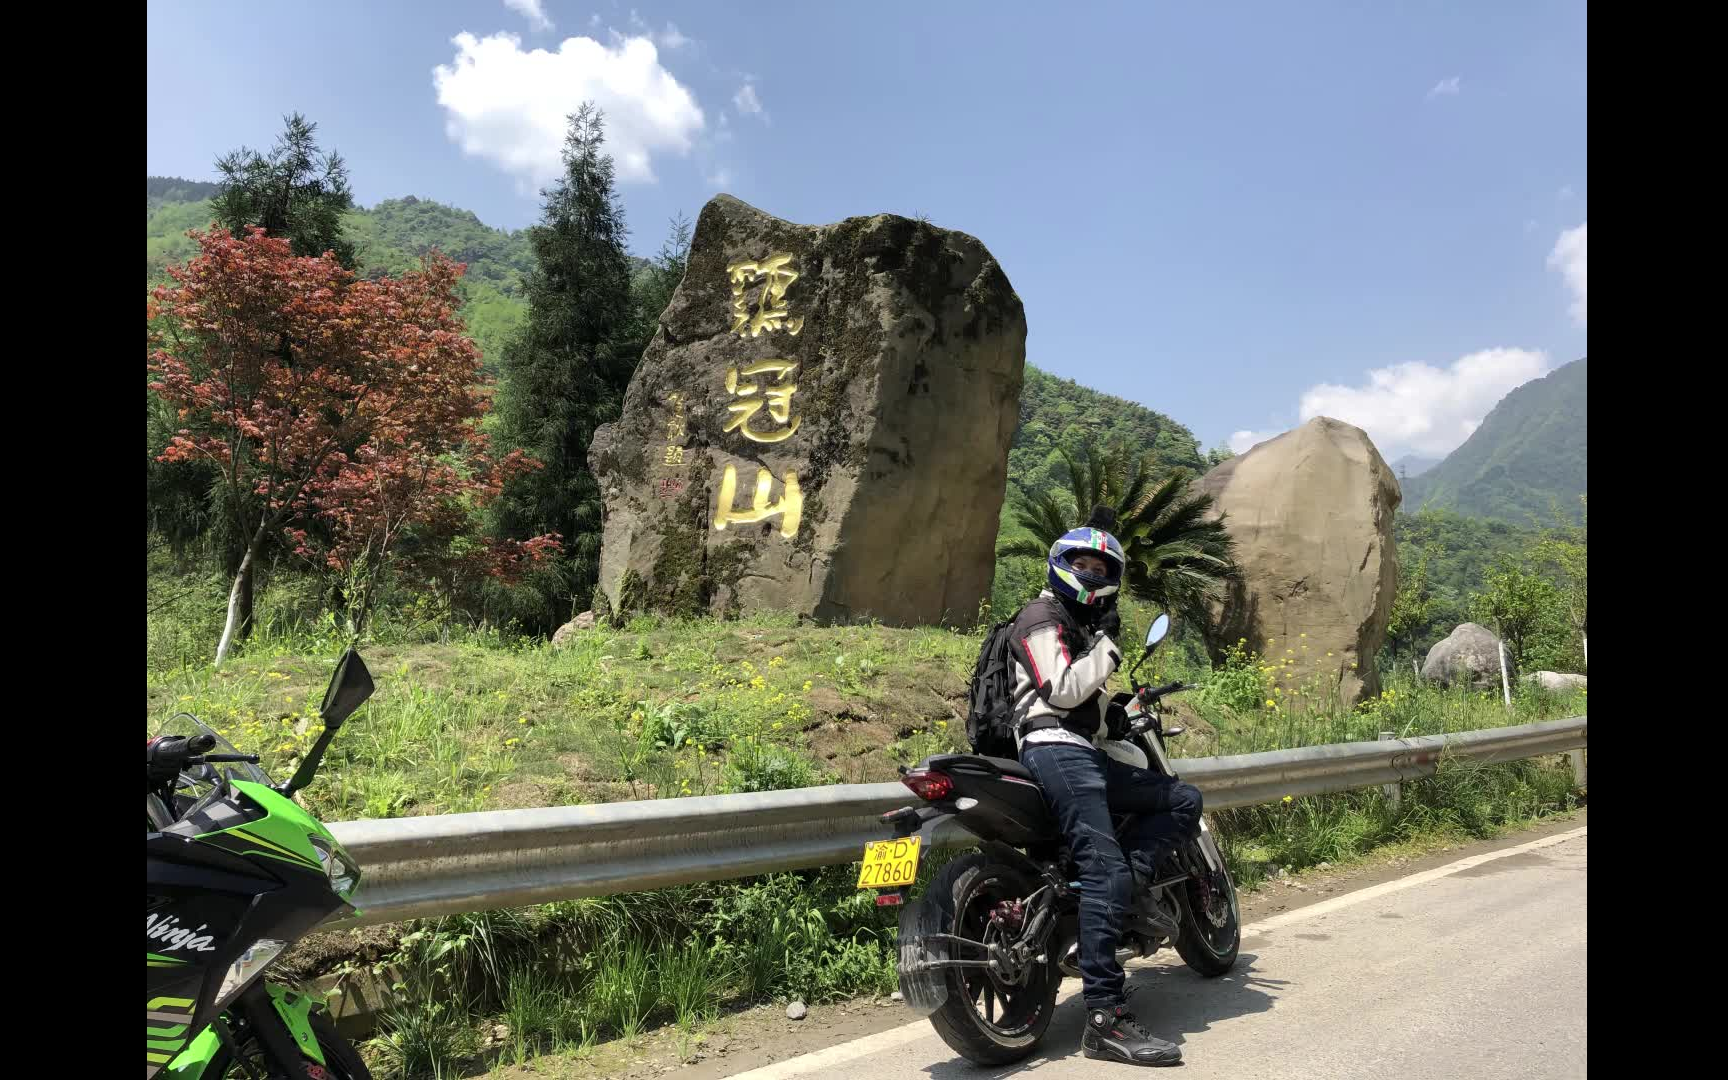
[965,617,1022,759]
[965,597,1076,760]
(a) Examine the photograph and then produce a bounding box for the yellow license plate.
[857,836,922,889]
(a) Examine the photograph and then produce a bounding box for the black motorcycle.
[867,613,1240,1065]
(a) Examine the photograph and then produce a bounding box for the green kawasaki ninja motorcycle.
[147,648,375,1079]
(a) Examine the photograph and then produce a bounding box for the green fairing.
[208,779,335,871]
[268,983,327,1064]
[162,984,327,1077]
[161,1027,220,1078]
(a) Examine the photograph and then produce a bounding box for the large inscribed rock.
[590,195,1026,625]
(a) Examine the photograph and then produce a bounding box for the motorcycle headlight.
[309,834,362,900]
[214,938,287,1011]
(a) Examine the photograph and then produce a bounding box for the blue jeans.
[1020,740,1203,1008]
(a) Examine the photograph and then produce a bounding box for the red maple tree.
[149,227,558,662]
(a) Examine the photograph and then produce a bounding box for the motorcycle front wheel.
[1173,819,1241,976]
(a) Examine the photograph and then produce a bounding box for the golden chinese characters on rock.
[728,253,805,338]
[655,392,688,500]
[711,253,807,539]
[723,359,801,443]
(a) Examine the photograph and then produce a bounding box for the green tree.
[1531,495,1587,668]
[490,104,640,630]
[998,441,1238,632]
[1469,555,1561,671]
[1007,366,1206,497]
[629,212,693,350]
[1387,543,1441,661]
[211,113,357,267]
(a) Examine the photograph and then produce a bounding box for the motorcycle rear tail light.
[900,769,953,802]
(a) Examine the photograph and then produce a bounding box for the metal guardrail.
[1180,715,1588,810]
[326,714,1585,928]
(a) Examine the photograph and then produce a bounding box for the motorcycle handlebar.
[1142,681,1191,701]
[147,733,219,782]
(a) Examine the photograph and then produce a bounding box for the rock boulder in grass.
[1196,417,1401,706]
[550,611,597,648]
[1523,670,1587,693]
[590,194,1026,625]
[1421,622,1509,690]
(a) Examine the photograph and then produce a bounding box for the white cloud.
[734,82,763,115]
[600,13,696,53]
[590,13,601,28]
[1228,429,1283,455]
[1426,75,1461,100]
[1295,348,1551,459]
[433,31,705,187]
[1547,222,1587,327]
[504,0,552,32]
[706,167,733,188]
[656,22,692,50]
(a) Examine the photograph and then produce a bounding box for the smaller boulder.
[1523,671,1588,692]
[1422,623,1508,690]
[551,610,598,648]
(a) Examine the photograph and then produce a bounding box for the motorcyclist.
[1003,510,1203,1067]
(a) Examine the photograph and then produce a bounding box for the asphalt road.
[726,827,1588,1080]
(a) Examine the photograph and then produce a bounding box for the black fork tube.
[236,983,307,1076]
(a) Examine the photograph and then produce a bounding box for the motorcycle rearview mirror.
[319,648,376,731]
[1128,613,1172,679]
[282,648,374,796]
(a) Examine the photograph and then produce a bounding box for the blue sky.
[147,1,1587,461]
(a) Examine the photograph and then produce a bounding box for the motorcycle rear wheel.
[919,852,1062,1066]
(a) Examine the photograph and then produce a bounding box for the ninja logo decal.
[146,913,219,952]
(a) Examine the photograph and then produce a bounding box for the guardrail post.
[1568,749,1586,788]
[1497,640,1513,710]
[1380,731,1401,812]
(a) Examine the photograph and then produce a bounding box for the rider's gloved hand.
[1096,606,1122,642]
[1104,699,1132,740]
